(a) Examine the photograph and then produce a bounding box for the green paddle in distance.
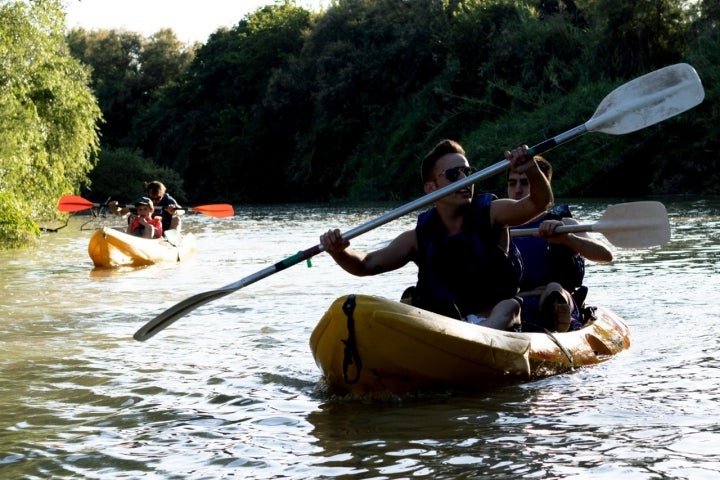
[510,201,671,248]
[134,63,704,341]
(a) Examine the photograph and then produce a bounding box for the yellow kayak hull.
[310,294,631,396]
[88,227,196,268]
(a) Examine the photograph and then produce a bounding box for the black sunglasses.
[438,166,476,182]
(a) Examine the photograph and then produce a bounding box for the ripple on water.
[1,201,719,478]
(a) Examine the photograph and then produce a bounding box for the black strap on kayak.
[341,294,362,385]
[543,329,575,368]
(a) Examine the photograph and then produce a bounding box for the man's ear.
[423,181,436,194]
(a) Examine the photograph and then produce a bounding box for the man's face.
[148,190,162,203]
[507,172,530,200]
[425,153,474,204]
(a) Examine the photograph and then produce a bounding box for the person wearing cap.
[109,180,182,233]
[127,197,163,239]
[319,139,553,331]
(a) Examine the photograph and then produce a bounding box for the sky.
[64,0,327,45]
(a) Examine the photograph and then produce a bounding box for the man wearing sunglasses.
[320,139,553,331]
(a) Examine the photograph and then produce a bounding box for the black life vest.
[412,194,523,319]
[154,193,180,232]
[510,204,585,291]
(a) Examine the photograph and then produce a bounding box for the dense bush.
[67,0,718,205]
[82,148,186,203]
[3,0,718,247]
[1,0,101,248]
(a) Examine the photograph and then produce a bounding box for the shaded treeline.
[69,0,719,204]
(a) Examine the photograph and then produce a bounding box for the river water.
[1,198,718,479]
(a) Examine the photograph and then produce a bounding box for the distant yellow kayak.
[310,294,631,396]
[88,227,196,268]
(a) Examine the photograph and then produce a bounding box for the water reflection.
[0,198,719,478]
[307,381,621,478]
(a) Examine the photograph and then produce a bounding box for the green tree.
[54,0,716,204]
[66,28,196,149]
[647,0,720,194]
[0,0,101,248]
[280,0,448,201]
[140,1,313,202]
[84,148,186,202]
[579,0,689,76]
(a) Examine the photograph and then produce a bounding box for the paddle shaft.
[512,223,604,236]
[57,195,233,218]
[134,63,703,341]
[59,197,173,212]
[327,63,703,243]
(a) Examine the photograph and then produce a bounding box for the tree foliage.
[62,0,718,207]
[66,27,196,150]
[0,0,101,248]
[108,2,311,203]
[4,0,716,248]
[85,148,186,203]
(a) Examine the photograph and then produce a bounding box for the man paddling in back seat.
[320,139,553,331]
[145,181,182,234]
[109,180,182,234]
[508,158,613,332]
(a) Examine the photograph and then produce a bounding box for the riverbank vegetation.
[2,0,718,247]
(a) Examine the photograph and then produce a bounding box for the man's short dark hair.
[420,139,465,183]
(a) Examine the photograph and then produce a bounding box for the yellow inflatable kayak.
[88,227,196,268]
[310,294,630,396]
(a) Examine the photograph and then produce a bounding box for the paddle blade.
[189,204,234,218]
[510,201,671,248]
[134,288,234,341]
[57,195,96,212]
[587,63,704,135]
[595,201,671,248]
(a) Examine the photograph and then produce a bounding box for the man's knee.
[501,297,521,315]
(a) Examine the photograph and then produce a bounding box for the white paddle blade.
[510,201,671,248]
[587,63,705,135]
[595,201,671,248]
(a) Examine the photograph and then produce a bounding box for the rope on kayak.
[543,328,575,368]
[341,294,362,385]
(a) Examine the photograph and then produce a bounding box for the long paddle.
[57,195,234,218]
[134,63,703,341]
[510,201,670,248]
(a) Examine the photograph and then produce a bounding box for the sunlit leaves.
[0,0,101,247]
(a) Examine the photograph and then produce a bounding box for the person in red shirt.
[127,197,163,239]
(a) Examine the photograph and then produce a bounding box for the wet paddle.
[510,201,671,248]
[57,195,234,218]
[134,63,704,341]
